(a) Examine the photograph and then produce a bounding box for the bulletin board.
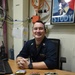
[50,0,75,25]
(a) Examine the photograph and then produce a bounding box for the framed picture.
[50,0,75,25]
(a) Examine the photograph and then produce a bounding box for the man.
[16,20,57,69]
[58,0,68,15]
[54,0,74,16]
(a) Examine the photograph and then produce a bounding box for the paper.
[12,27,24,39]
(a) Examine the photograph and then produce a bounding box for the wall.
[7,0,13,50]
[13,0,29,59]
[7,0,29,59]
[47,25,75,72]
[0,0,13,54]
[0,29,3,46]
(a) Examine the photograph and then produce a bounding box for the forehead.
[33,22,44,28]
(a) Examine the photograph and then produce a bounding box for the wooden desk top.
[8,59,75,75]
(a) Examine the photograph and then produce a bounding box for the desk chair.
[49,38,66,70]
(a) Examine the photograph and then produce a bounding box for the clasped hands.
[16,57,30,69]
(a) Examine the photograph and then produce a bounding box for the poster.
[51,0,75,24]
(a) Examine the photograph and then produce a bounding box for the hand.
[16,57,30,69]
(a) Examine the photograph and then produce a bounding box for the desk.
[8,59,75,75]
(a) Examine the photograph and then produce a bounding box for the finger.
[17,62,20,65]
[18,62,25,69]
[19,64,25,69]
[17,62,23,67]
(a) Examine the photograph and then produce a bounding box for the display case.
[50,0,75,25]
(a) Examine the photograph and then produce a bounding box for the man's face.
[32,22,46,40]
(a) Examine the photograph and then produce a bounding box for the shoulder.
[44,38,54,44]
[25,39,35,46]
[44,38,56,48]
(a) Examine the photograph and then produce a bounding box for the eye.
[33,27,44,30]
[39,27,44,30]
[33,28,37,30]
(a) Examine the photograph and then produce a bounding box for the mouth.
[36,33,42,35]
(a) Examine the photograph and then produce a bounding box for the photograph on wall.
[51,0,75,24]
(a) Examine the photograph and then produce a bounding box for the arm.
[16,41,30,58]
[32,62,48,69]
[16,56,48,69]
[44,41,57,69]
